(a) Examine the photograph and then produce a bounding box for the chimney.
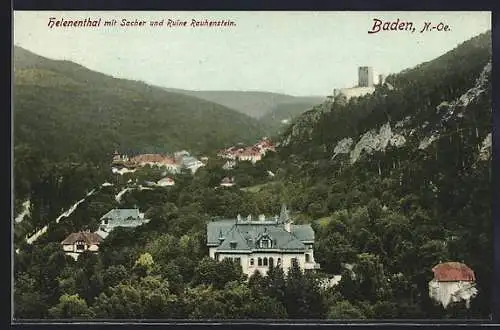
[218,229,224,244]
[237,214,241,222]
[247,214,252,221]
[259,214,265,221]
[279,203,289,223]
[285,222,292,233]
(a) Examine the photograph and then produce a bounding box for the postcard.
[12,10,492,322]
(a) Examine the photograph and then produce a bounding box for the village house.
[206,205,320,277]
[220,177,235,187]
[428,261,478,309]
[61,230,103,260]
[238,147,262,164]
[222,160,237,170]
[255,137,276,154]
[181,155,205,174]
[96,208,150,239]
[129,153,180,173]
[112,150,129,164]
[217,138,275,165]
[112,151,182,173]
[157,177,175,186]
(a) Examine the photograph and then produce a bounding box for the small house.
[61,231,103,260]
[220,177,235,187]
[157,177,175,186]
[428,261,478,309]
[99,208,150,234]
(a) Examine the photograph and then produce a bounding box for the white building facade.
[206,206,320,277]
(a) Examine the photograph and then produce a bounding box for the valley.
[12,30,492,320]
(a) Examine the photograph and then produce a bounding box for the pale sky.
[13,11,491,96]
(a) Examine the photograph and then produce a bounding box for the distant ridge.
[162,87,325,119]
[13,46,268,163]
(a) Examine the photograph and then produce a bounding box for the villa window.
[250,258,254,266]
[258,258,262,266]
[261,239,271,248]
[263,257,268,266]
[235,257,241,264]
[269,257,274,267]
[76,243,85,251]
[230,242,237,249]
[277,258,282,266]
[291,257,298,266]
[305,253,311,263]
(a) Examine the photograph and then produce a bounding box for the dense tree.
[48,294,94,319]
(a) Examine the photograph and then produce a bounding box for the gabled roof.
[207,219,237,245]
[207,219,311,252]
[291,224,315,241]
[217,226,251,251]
[100,209,141,220]
[95,229,109,239]
[432,262,476,282]
[61,231,103,245]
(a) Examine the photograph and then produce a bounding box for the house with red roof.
[217,138,276,165]
[157,177,175,187]
[428,261,478,309]
[61,230,104,260]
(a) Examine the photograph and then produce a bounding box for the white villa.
[61,231,103,260]
[206,205,320,277]
[96,208,150,239]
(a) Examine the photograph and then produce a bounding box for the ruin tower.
[358,66,374,87]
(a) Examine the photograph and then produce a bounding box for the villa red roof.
[432,262,476,282]
[61,231,103,245]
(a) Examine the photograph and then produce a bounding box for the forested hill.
[259,100,320,134]
[13,46,267,232]
[280,31,491,156]
[163,87,325,119]
[273,31,492,316]
[13,46,267,163]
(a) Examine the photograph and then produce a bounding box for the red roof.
[129,154,176,165]
[432,262,475,282]
[61,231,104,245]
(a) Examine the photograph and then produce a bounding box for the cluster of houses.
[60,204,479,309]
[111,150,206,175]
[217,137,276,168]
[61,208,150,260]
